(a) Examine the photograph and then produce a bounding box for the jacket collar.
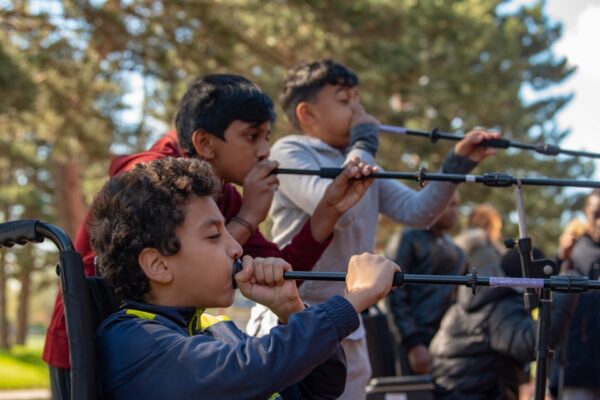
[122,300,201,329]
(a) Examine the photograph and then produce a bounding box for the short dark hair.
[175,74,276,156]
[89,157,221,302]
[280,59,359,129]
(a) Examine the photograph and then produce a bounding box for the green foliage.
[0,1,126,345]
[0,43,37,114]
[0,337,49,389]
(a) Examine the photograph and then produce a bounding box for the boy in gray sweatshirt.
[247,59,500,400]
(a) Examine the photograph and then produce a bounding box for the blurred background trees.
[0,0,593,347]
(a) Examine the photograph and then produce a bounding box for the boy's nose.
[256,141,270,160]
[230,238,243,260]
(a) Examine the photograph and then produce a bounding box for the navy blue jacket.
[96,295,358,399]
[385,229,466,349]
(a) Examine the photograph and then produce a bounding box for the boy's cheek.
[227,167,249,187]
[210,291,235,309]
[234,159,256,182]
[241,162,255,179]
[225,290,236,307]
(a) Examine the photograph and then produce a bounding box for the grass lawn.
[0,335,49,389]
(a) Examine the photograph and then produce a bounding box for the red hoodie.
[43,131,331,368]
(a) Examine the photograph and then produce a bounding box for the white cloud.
[541,1,600,179]
[555,5,600,81]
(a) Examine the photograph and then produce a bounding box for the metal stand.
[535,287,552,400]
[513,182,539,311]
[511,183,550,400]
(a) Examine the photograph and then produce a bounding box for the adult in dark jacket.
[551,189,600,400]
[430,248,577,400]
[386,191,466,375]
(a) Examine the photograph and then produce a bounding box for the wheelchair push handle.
[0,219,74,252]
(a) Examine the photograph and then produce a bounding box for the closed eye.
[337,95,351,105]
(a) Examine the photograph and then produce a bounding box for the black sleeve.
[488,293,579,365]
[549,291,580,349]
[386,231,418,345]
[488,297,537,364]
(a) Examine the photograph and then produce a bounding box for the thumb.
[234,256,254,290]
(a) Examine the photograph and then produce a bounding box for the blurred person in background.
[430,247,578,400]
[385,191,466,375]
[455,204,506,274]
[550,190,600,400]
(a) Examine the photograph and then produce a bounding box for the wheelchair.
[0,220,117,400]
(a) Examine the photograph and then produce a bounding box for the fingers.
[342,157,378,180]
[466,128,501,145]
[253,257,266,285]
[272,261,283,285]
[242,159,280,203]
[456,128,501,160]
[323,157,379,215]
[264,258,275,287]
[251,257,290,287]
[350,102,380,126]
[350,100,364,114]
[244,159,279,182]
[355,160,377,177]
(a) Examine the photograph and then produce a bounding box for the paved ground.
[0,390,50,400]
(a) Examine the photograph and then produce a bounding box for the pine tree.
[71,0,590,254]
[0,0,124,345]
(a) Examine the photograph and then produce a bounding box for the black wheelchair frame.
[0,220,117,400]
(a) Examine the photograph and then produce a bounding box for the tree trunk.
[52,157,87,238]
[0,250,9,349]
[15,246,32,345]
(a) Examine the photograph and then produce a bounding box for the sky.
[536,0,600,178]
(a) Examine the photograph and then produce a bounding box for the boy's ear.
[295,101,318,128]
[191,129,216,160]
[138,248,173,284]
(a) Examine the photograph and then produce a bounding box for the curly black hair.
[280,59,358,130]
[89,157,221,302]
[175,74,276,156]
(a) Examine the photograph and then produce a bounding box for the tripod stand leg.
[535,287,552,400]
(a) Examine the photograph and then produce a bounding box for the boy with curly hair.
[91,157,400,399]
